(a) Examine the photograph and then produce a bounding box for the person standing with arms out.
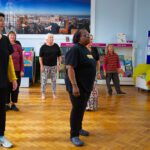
[39,33,62,101]
[0,12,17,148]
[65,29,96,146]
[6,31,24,111]
[103,44,126,96]
[86,35,101,111]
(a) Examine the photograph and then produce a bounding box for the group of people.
[0,12,126,148]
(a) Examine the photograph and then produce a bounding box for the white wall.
[17,34,73,56]
[94,0,150,66]
[133,0,150,65]
[94,0,134,43]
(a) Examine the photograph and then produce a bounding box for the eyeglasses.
[82,34,90,38]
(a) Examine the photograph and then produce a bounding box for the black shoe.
[70,137,84,146]
[11,104,19,111]
[5,105,11,111]
[79,129,90,136]
[117,91,126,95]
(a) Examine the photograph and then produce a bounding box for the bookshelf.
[55,42,135,85]
[58,43,107,84]
[109,43,135,85]
[57,43,74,84]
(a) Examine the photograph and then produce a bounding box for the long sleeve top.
[12,43,24,72]
[103,52,120,73]
[8,56,17,82]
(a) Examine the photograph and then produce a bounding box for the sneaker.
[79,129,90,136]
[11,104,19,111]
[70,137,84,146]
[5,105,11,111]
[117,91,126,95]
[0,136,13,148]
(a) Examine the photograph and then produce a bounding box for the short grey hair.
[45,33,54,42]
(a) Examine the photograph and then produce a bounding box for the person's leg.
[41,66,49,101]
[111,73,126,94]
[86,91,92,110]
[106,73,113,95]
[0,88,13,148]
[6,82,11,111]
[78,92,90,131]
[69,92,90,146]
[69,91,90,137]
[0,89,6,136]
[93,81,98,110]
[11,72,21,111]
[50,66,57,99]
[69,93,83,138]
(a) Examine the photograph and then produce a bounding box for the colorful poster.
[23,47,34,66]
[0,0,91,34]
[23,51,33,66]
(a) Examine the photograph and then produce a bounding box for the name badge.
[87,54,93,59]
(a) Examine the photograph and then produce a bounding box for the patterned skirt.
[86,80,98,111]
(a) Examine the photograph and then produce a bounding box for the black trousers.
[7,71,21,104]
[106,72,121,94]
[69,91,90,138]
[0,88,7,136]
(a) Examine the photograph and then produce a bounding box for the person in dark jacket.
[0,12,17,148]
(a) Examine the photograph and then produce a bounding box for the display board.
[22,47,36,84]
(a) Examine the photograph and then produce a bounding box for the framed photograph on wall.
[0,0,94,35]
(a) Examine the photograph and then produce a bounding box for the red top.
[103,52,120,73]
[12,43,24,72]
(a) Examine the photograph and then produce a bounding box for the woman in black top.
[39,33,62,100]
[86,35,101,111]
[65,29,96,146]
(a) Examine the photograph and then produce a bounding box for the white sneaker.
[0,136,13,148]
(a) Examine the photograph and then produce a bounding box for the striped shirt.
[103,52,120,72]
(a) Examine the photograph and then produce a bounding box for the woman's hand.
[97,72,101,79]
[72,84,80,97]
[20,71,24,77]
[104,71,106,77]
[57,64,60,72]
[12,80,17,91]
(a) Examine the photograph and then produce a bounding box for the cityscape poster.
[0,0,91,34]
